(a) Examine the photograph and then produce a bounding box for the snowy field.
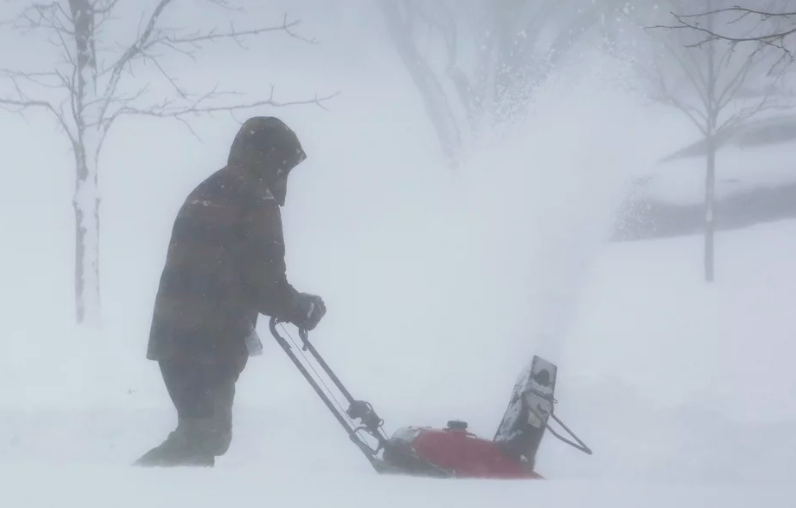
[3,465,794,508]
[636,139,796,206]
[2,216,795,506]
[1,1,795,506]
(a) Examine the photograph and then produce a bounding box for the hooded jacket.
[146,117,307,363]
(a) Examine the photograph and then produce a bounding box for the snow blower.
[269,317,592,479]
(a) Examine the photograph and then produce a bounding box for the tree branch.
[0,74,75,143]
[714,45,761,112]
[11,1,74,36]
[0,67,62,89]
[101,85,338,141]
[97,3,315,123]
[97,0,175,120]
[650,5,796,62]
[717,97,791,134]
[1,0,334,153]
[148,16,316,54]
[641,1,796,162]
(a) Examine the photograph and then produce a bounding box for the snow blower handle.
[299,302,315,343]
[269,316,390,456]
[294,324,357,406]
[294,326,386,439]
[289,298,316,351]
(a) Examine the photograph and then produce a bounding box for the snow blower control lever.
[269,317,592,479]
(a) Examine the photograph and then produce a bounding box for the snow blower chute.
[269,317,592,479]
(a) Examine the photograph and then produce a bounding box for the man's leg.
[172,355,248,461]
[134,354,247,467]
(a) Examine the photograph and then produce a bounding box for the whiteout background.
[0,1,793,506]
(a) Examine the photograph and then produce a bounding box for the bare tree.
[665,2,796,58]
[0,0,334,326]
[379,0,628,168]
[643,0,791,282]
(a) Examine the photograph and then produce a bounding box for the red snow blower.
[269,317,592,479]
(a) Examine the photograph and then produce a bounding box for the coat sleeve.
[238,192,300,321]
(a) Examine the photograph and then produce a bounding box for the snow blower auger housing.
[269,317,592,479]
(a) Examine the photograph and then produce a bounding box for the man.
[134,116,326,467]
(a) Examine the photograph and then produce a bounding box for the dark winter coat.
[146,117,307,364]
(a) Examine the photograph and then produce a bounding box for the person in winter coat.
[134,116,326,468]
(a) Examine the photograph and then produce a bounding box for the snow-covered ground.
[1,1,794,506]
[626,107,796,207]
[4,464,793,508]
[637,139,796,205]
[2,215,795,505]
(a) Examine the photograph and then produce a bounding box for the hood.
[227,116,307,179]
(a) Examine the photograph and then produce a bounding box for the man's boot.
[133,419,217,467]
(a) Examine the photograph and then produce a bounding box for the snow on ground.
[1,1,795,506]
[638,140,796,206]
[549,219,796,484]
[3,463,793,508]
[626,108,796,207]
[1,220,795,504]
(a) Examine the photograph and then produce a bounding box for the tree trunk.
[704,3,716,284]
[73,146,101,325]
[381,0,604,163]
[704,134,716,283]
[380,0,462,168]
[70,0,102,325]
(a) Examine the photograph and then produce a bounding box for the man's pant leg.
[135,354,247,467]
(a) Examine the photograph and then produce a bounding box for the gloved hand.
[290,293,326,331]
